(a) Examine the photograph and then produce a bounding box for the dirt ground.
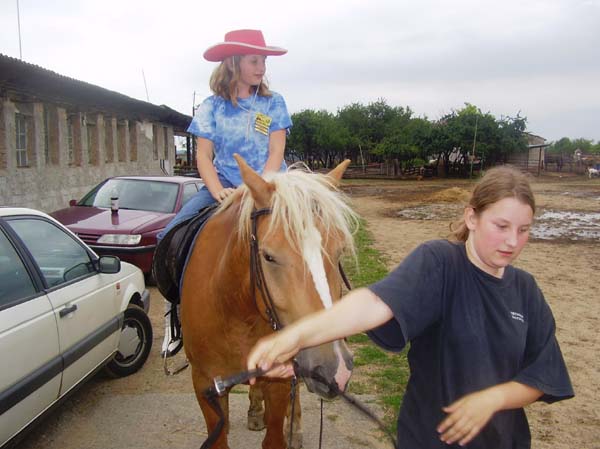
[344,172,600,449]
[14,173,599,449]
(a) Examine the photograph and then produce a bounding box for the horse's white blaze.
[302,226,333,309]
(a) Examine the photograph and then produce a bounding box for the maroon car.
[51,176,204,279]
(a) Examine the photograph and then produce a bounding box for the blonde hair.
[450,165,536,242]
[209,56,271,107]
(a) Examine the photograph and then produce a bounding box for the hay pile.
[429,187,471,203]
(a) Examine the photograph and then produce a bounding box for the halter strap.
[250,207,283,330]
[249,207,353,329]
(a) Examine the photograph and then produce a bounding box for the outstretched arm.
[437,381,543,446]
[247,288,393,380]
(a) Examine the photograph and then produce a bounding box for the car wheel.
[104,304,153,377]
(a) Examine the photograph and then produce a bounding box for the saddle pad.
[153,205,218,304]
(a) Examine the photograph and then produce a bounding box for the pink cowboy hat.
[203,29,287,62]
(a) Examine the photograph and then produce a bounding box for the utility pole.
[470,115,479,178]
[141,69,150,102]
[16,0,23,59]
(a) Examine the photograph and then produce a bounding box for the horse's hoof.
[247,412,265,431]
[285,431,303,449]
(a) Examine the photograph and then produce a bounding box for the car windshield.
[79,179,179,213]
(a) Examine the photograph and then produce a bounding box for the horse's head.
[231,154,358,398]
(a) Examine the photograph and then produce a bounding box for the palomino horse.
[180,155,357,449]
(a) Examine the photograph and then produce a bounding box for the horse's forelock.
[234,169,359,262]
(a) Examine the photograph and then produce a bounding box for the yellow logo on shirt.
[254,113,272,136]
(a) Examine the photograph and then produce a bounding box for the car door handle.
[59,304,78,318]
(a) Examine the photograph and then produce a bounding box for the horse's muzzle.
[294,341,354,399]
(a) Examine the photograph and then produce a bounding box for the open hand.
[437,388,501,446]
[215,188,236,203]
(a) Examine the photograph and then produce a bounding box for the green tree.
[288,109,350,168]
[427,104,527,176]
[337,103,372,165]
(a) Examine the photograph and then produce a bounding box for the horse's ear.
[326,159,351,186]
[234,153,274,209]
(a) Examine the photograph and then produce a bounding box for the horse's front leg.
[260,378,293,449]
[192,372,231,449]
[248,382,266,431]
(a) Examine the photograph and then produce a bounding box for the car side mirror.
[69,199,77,207]
[98,255,121,274]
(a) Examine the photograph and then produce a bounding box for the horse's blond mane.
[217,166,359,261]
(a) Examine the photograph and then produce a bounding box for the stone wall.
[0,98,178,213]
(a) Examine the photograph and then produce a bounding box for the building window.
[15,113,28,167]
[86,119,98,165]
[152,124,159,160]
[105,118,114,163]
[117,120,127,162]
[163,126,169,159]
[43,105,50,164]
[67,117,74,164]
[129,120,137,161]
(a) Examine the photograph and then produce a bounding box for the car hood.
[50,206,174,234]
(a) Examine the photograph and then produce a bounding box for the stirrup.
[162,342,189,376]
[161,336,183,358]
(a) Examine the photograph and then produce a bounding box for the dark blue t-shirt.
[367,240,573,449]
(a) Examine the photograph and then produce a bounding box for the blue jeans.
[157,175,235,240]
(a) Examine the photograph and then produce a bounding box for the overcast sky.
[1,0,599,142]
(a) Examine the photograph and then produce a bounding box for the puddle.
[531,210,600,241]
[394,205,600,242]
[394,204,463,221]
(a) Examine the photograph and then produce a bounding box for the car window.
[6,218,96,288]
[80,179,179,213]
[0,229,37,307]
[182,183,199,207]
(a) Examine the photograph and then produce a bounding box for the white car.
[0,208,152,448]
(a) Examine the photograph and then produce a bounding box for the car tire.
[104,304,153,378]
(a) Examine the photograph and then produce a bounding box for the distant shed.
[506,132,548,175]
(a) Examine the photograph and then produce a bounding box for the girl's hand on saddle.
[247,330,301,384]
[436,388,501,446]
[215,187,236,203]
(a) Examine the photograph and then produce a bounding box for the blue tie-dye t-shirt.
[187,91,292,187]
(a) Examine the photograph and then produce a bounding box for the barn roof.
[0,53,191,132]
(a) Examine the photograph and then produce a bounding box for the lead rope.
[319,398,324,448]
[201,366,398,449]
[288,375,298,449]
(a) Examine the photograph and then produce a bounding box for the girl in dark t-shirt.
[247,165,573,449]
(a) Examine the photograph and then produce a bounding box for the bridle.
[249,208,283,330]
[249,207,352,331]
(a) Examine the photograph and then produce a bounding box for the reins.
[201,363,398,449]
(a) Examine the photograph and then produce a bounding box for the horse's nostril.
[347,357,354,371]
[311,365,329,384]
[305,365,339,397]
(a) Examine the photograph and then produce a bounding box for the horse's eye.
[263,252,276,263]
